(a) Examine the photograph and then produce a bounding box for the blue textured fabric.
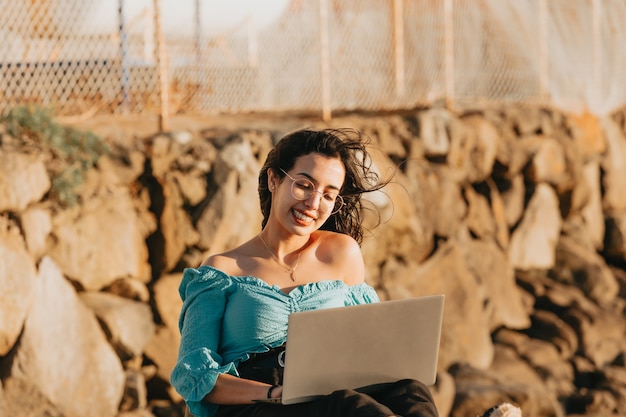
[170,265,380,417]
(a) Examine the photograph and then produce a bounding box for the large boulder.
[49,188,153,290]
[0,218,37,356]
[2,257,125,417]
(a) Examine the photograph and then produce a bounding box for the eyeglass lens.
[280,169,343,214]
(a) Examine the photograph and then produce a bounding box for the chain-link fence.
[1,0,625,125]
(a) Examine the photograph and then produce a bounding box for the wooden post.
[247,16,259,67]
[319,0,331,121]
[153,0,169,131]
[392,0,405,97]
[444,0,454,110]
[118,0,130,113]
[592,0,602,112]
[194,0,203,108]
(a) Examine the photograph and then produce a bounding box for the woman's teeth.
[293,210,314,223]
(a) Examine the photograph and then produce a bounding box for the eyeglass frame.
[279,168,344,214]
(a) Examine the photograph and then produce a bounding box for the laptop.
[267,294,445,405]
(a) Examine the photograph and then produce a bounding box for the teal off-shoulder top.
[169,265,380,417]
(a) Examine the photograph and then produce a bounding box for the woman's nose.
[304,191,323,209]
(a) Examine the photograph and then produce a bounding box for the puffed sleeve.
[345,282,380,306]
[170,266,238,417]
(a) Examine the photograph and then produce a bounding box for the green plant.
[1,105,110,207]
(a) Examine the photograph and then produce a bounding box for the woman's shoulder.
[178,264,234,301]
[201,252,237,271]
[315,230,359,250]
[314,231,364,286]
[200,241,255,276]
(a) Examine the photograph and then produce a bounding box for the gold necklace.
[258,233,301,282]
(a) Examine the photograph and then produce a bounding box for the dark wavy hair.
[258,128,387,244]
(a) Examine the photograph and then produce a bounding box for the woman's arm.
[205,374,283,404]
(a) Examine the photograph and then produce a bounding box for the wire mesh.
[0,0,625,119]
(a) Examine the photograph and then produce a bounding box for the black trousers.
[214,379,439,417]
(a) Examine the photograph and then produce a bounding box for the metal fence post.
[592,0,602,111]
[319,0,332,121]
[392,0,405,98]
[444,0,455,111]
[194,0,204,108]
[118,0,130,113]
[539,0,548,102]
[153,0,169,131]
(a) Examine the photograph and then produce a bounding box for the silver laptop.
[276,294,445,405]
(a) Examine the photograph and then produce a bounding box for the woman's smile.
[291,208,315,225]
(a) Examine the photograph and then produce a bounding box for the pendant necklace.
[258,233,301,282]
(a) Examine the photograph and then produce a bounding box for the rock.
[459,237,530,330]
[451,355,563,417]
[97,150,146,186]
[505,106,544,136]
[143,326,182,402]
[418,108,455,157]
[431,370,455,417]
[172,170,207,206]
[508,184,562,270]
[498,174,525,229]
[0,377,63,417]
[381,239,494,371]
[196,140,263,254]
[0,152,50,212]
[80,291,156,360]
[554,233,619,307]
[486,179,511,250]
[160,177,200,271]
[565,112,606,161]
[119,369,149,412]
[361,149,434,281]
[0,217,37,356]
[49,188,153,290]
[564,308,625,368]
[19,206,52,259]
[579,160,605,249]
[105,277,151,303]
[451,115,499,183]
[525,137,568,188]
[464,184,497,241]
[152,273,184,334]
[362,117,408,159]
[600,116,626,211]
[3,257,124,417]
[527,310,578,360]
[604,210,626,261]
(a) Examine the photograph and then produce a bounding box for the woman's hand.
[268,384,283,399]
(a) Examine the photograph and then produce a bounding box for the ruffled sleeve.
[345,282,380,306]
[170,266,238,417]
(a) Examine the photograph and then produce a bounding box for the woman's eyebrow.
[295,172,341,191]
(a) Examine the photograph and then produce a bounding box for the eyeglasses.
[280,169,344,214]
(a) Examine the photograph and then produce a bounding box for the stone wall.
[1,106,626,417]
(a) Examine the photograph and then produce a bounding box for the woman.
[170,128,439,417]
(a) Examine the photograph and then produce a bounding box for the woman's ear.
[267,168,276,191]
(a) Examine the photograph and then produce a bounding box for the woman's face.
[268,152,345,235]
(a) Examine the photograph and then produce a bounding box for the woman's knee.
[327,389,394,416]
[394,379,435,399]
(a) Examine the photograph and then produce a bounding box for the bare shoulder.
[200,240,254,276]
[315,231,364,285]
[201,253,236,270]
[317,230,360,254]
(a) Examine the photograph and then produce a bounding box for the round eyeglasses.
[280,169,344,214]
